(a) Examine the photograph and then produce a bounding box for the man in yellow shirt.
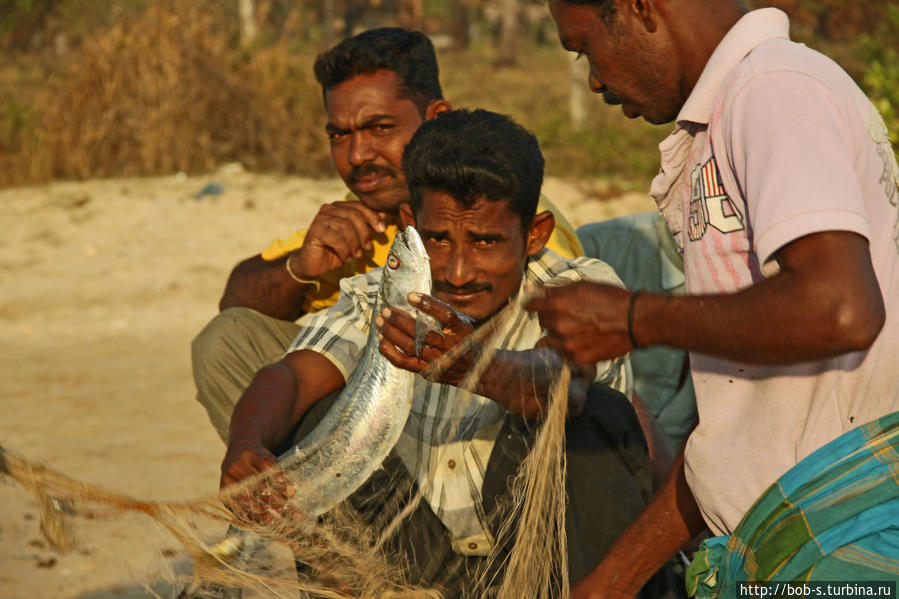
[191,28,582,442]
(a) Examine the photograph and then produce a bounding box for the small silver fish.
[277,224,435,518]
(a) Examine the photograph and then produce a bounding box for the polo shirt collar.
[676,8,790,126]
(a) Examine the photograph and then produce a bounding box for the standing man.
[191,28,583,443]
[531,0,899,595]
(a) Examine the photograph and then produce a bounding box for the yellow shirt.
[260,194,584,314]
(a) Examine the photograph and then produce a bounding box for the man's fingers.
[221,461,293,522]
[378,334,428,372]
[319,220,364,260]
[322,201,385,243]
[377,307,417,337]
[409,293,469,333]
[330,204,377,251]
[349,202,388,236]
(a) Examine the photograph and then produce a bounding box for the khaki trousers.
[191,307,302,442]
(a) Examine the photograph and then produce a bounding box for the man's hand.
[220,441,295,524]
[292,201,388,279]
[375,292,476,385]
[526,281,634,365]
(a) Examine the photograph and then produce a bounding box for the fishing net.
[0,292,575,599]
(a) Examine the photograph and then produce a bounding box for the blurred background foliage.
[0,0,896,189]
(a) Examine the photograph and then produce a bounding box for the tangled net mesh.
[0,293,573,599]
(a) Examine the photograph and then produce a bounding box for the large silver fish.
[276,224,434,518]
[206,226,434,570]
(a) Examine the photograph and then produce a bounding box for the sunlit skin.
[549,0,689,125]
[373,190,555,381]
[220,191,567,520]
[325,69,448,212]
[410,190,550,323]
[219,71,450,319]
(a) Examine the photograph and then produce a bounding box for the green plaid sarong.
[686,411,899,597]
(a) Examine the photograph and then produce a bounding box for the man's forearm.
[471,347,591,420]
[572,449,706,598]
[631,392,676,491]
[228,361,304,451]
[634,232,884,365]
[219,254,312,321]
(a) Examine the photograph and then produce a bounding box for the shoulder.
[723,37,863,111]
[536,194,585,258]
[525,249,624,287]
[336,268,382,308]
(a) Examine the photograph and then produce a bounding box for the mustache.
[433,281,492,296]
[601,89,626,106]
[347,164,396,184]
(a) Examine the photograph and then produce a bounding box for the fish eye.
[387,255,400,269]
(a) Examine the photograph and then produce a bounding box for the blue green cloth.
[686,411,899,597]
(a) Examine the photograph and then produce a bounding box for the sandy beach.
[0,166,655,599]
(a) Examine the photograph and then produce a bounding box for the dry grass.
[3,0,893,189]
[1,0,329,186]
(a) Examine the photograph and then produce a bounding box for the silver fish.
[205,226,435,569]
[277,224,434,518]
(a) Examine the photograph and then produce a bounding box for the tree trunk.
[239,0,257,47]
[321,0,335,47]
[569,53,588,131]
[494,0,520,67]
[449,0,471,49]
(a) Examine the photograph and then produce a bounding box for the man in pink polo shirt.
[530,0,899,595]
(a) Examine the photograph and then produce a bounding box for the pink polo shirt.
[650,8,899,535]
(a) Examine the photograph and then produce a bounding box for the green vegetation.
[0,0,896,189]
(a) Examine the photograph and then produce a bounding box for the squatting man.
[219,109,663,596]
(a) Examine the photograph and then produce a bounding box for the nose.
[445,246,476,288]
[348,131,376,166]
[588,69,604,94]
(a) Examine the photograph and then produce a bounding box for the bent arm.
[631,391,675,492]
[219,254,314,321]
[470,346,596,420]
[635,231,885,364]
[531,231,885,366]
[571,448,706,598]
[223,350,345,485]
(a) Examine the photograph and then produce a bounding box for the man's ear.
[630,0,658,33]
[525,210,555,256]
[399,203,416,227]
[425,99,452,120]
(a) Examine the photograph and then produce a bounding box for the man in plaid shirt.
[221,109,676,597]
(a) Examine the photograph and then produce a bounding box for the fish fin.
[414,313,441,357]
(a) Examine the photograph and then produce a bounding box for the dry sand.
[0,165,656,599]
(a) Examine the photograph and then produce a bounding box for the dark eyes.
[328,124,393,141]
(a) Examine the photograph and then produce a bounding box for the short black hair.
[560,0,618,28]
[402,109,544,229]
[313,28,443,116]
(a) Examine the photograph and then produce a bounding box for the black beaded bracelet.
[627,290,642,350]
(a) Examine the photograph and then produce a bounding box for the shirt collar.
[676,8,790,126]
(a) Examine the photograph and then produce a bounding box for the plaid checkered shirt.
[287,249,632,555]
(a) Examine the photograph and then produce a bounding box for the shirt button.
[447,459,456,469]
[468,542,478,550]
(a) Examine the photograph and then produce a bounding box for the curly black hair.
[402,109,544,230]
[314,28,443,116]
